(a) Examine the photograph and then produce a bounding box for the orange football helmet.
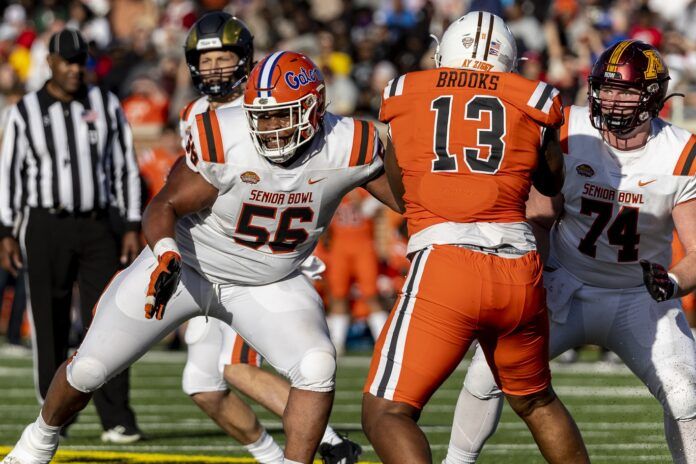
[244,51,326,162]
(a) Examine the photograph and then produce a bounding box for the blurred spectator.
[138,123,183,202]
[326,190,387,356]
[506,1,545,53]
[629,5,662,48]
[674,0,696,43]
[367,60,397,116]
[161,0,198,32]
[323,66,358,115]
[122,75,170,134]
[31,0,68,33]
[67,0,111,50]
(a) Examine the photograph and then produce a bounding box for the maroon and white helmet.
[588,40,670,134]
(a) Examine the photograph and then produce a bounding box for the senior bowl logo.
[240,171,261,184]
[284,67,321,90]
[576,164,595,178]
[462,36,474,48]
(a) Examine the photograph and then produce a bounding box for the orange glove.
[145,251,182,320]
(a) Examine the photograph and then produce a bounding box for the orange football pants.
[364,245,551,409]
[327,243,379,299]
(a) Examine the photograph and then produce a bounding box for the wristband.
[152,238,180,259]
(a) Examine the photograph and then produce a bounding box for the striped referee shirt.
[0,84,141,238]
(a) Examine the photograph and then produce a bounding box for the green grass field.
[0,346,669,463]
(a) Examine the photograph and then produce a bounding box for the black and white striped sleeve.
[0,106,28,239]
[106,92,141,230]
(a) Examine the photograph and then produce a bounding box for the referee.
[0,29,142,442]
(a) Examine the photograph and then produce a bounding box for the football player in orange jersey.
[448,40,696,463]
[326,189,388,355]
[361,11,589,464]
[138,123,182,201]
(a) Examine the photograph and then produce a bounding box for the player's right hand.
[639,259,677,302]
[0,237,23,277]
[145,251,182,320]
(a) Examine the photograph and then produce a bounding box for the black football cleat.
[319,435,362,464]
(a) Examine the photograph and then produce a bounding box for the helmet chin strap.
[661,92,685,107]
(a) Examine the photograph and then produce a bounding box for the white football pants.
[66,249,335,394]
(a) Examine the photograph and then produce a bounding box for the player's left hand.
[640,259,677,302]
[145,251,181,320]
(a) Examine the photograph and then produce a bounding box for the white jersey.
[178,94,242,142]
[179,107,383,285]
[551,105,696,288]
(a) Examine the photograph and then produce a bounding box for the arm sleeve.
[108,92,142,230]
[0,106,27,238]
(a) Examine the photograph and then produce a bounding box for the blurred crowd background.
[1,0,696,352]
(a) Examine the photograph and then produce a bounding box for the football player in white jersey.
[444,40,696,464]
[1,51,401,464]
[178,12,360,464]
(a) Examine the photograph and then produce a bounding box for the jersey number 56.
[234,203,314,253]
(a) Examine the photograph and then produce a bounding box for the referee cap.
[49,29,88,63]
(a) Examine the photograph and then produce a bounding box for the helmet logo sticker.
[196,37,223,50]
[462,36,474,48]
[285,67,321,89]
[642,50,665,79]
[489,40,501,56]
[603,71,622,79]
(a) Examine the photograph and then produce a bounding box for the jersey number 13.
[430,95,506,174]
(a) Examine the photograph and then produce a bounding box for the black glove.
[639,259,677,302]
[145,251,182,320]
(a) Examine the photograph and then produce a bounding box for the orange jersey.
[380,69,563,237]
[139,148,181,200]
[122,94,168,126]
[330,189,375,243]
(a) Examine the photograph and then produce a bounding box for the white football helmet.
[434,11,517,72]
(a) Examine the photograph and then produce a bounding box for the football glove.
[145,251,182,320]
[639,259,677,302]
